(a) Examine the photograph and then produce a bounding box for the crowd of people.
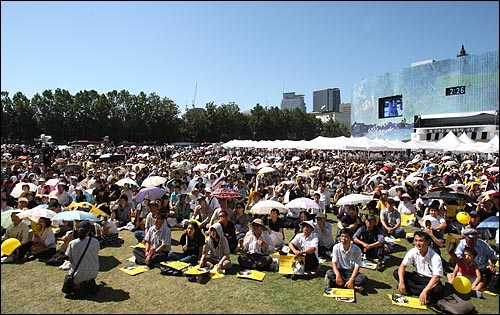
[1,142,499,302]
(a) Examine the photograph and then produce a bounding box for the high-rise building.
[312,88,341,112]
[280,92,306,112]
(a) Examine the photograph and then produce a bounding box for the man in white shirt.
[393,230,445,305]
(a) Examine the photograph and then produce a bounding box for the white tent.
[458,132,476,144]
[437,131,464,151]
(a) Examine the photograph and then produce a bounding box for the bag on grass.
[61,274,75,294]
[435,294,475,314]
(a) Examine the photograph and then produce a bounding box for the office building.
[313,88,341,112]
[280,92,306,112]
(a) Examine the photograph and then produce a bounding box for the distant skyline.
[1,1,499,113]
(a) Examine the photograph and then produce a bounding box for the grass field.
[1,214,498,314]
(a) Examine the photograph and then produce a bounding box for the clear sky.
[1,1,499,114]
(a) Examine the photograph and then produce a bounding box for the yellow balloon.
[1,238,21,256]
[453,275,472,294]
[456,212,471,225]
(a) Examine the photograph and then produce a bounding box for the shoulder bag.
[62,236,92,294]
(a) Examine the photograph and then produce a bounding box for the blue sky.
[1,1,499,114]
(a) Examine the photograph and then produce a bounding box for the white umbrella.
[291,156,300,162]
[250,200,288,215]
[255,162,271,170]
[441,156,452,161]
[141,176,167,188]
[308,166,321,172]
[286,197,321,210]
[46,178,60,187]
[1,209,22,228]
[335,194,373,206]
[446,184,466,192]
[367,174,384,184]
[10,182,38,198]
[193,164,209,172]
[388,185,406,197]
[258,166,277,174]
[16,205,56,223]
[444,160,458,167]
[116,178,139,187]
[188,176,208,191]
[461,160,475,165]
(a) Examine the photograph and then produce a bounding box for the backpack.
[434,294,475,314]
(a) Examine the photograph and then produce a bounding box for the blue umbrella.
[52,210,99,222]
[420,166,436,173]
[71,191,94,203]
[476,216,499,229]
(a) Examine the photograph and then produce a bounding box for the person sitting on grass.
[379,198,405,238]
[325,228,368,293]
[98,216,121,247]
[393,230,445,305]
[265,208,285,249]
[337,205,362,241]
[353,214,386,272]
[447,247,484,296]
[314,212,335,259]
[237,218,274,271]
[1,210,30,264]
[199,222,232,273]
[15,217,56,263]
[449,228,497,293]
[216,210,238,253]
[232,201,252,242]
[168,221,205,265]
[287,220,319,280]
[133,211,171,269]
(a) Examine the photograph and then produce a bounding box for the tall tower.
[457,45,468,57]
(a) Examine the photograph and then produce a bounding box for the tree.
[321,115,351,137]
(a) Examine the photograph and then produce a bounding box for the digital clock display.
[446,86,465,96]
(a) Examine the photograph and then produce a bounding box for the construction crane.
[192,82,197,108]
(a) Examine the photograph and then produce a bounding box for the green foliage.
[321,114,351,137]
[1,90,351,144]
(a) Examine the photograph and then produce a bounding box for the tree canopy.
[1,90,350,144]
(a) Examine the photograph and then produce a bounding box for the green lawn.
[1,215,498,314]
